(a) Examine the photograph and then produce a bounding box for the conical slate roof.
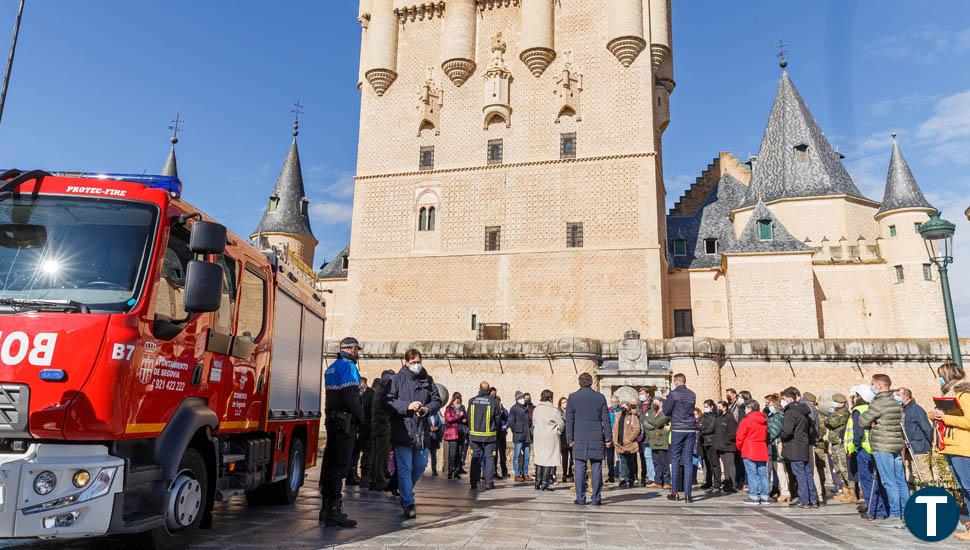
[253,137,315,239]
[878,137,933,215]
[161,145,178,178]
[666,174,746,269]
[742,71,866,207]
[728,200,811,254]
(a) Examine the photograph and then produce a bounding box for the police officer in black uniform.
[319,337,365,528]
[468,381,501,490]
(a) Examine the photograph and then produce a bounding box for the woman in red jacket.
[443,392,467,479]
[735,400,770,504]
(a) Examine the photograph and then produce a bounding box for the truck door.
[224,264,269,429]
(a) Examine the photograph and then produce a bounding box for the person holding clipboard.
[931,361,970,542]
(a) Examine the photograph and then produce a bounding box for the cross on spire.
[291,100,303,136]
[776,40,790,70]
[168,113,183,145]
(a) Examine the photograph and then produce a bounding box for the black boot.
[319,501,357,528]
[534,466,542,490]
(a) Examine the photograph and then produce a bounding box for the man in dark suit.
[565,372,612,506]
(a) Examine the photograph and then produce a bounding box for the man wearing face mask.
[319,337,366,528]
[858,374,908,529]
[825,394,852,502]
[636,388,655,486]
[385,349,442,519]
[509,391,534,482]
[467,381,501,491]
[698,399,719,490]
[897,387,934,485]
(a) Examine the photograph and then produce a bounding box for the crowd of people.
[319,337,970,539]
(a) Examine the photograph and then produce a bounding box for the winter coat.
[713,410,738,452]
[780,401,812,462]
[468,392,501,443]
[371,373,394,439]
[508,403,533,444]
[859,390,905,453]
[735,410,769,462]
[662,385,698,431]
[565,387,612,461]
[825,407,850,446]
[443,404,467,441]
[643,407,670,450]
[533,402,565,467]
[428,413,444,448]
[699,412,717,447]
[324,353,365,424]
[361,386,375,438]
[941,391,970,458]
[903,400,934,455]
[766,409,783,444]
[384,366,442,448]
[612,408,642,454]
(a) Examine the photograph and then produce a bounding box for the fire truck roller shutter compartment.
[298,308,323,416]
[268,290,302,417]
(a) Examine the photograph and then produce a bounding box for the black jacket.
[662,385,698,431]
[903,400,934,455]
[323,352,365,424]
[384,366,442,448]
[780,401,812,462]
[565,387,612,461]
[361,386,375,438]
[508,403,533,443]
[713,410,738,452]
[468,391,501,443]
[699,411,717,447]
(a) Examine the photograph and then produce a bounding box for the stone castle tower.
[346,0,676,341]
[251,120,318,269]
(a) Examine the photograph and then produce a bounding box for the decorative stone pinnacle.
[366,68,398,96]
[520,48,556,78]
[607,36,646,67]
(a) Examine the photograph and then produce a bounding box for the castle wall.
[732,196,880,245]
[669,269,730,339]
[724,253,819,339]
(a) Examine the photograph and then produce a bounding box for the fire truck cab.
[0,169,325,548]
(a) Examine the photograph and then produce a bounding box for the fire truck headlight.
[72,470,90,488]
[33,471,57,495]
[79,467,116,501]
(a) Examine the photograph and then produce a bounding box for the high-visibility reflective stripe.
[469,404,496,437]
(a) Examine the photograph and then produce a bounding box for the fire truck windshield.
[0,195,157,313]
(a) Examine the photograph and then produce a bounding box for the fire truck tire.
[136,448,209,550]
[246,437,305,506]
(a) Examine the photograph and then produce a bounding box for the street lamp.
[919,210,962,367]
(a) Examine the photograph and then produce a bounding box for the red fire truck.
[0,169,326,548]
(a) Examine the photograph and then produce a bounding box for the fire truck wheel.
[246,437,305,505]
[136,448,209,550]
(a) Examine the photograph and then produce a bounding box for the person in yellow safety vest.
[467,381,501,491]
[844,385,888,520]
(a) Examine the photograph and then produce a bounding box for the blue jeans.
[856,450,888,518]
[512,441,531,477]
[393,445,428,508]
[743,458,769,500]
[948,455,970,507]
[790,460,817,505]
[873,451,908,519]
[670,431,696,496]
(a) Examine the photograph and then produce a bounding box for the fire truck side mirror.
[183,260,223,313]
[188,221,227,255]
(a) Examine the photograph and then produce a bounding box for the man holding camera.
[385,349,442,519]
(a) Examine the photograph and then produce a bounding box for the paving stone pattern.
[1,468,962,549]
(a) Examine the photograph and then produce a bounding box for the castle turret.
[519,0,556,77]
[251,118,318,269]
[357,0,371,91]
[364,0,399,96]
[649,0,674,134]
[441,0,477,87]
[606,0,646,67]
[875,135,944,338]
[161,114,181,178]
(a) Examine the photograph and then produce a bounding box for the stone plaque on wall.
[617,330,649,370]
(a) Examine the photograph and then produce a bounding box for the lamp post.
[919,210,962,367]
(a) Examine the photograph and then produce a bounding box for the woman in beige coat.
[533,389,565,491]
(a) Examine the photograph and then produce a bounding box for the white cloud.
[322,171,356,199]
[866,27,970,63]
[923,188,970,332]
[870,94,940,117]
[916,89,970,165]
[309,201,353,225]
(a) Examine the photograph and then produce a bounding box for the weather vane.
[291,100,303,136]
[168,113,183,145]
[776,40,789,69]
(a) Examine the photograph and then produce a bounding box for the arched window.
[427,207,436,231]
[418,207,428,231]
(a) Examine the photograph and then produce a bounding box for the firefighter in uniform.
[468,381,501,490]
[319,337,365,528]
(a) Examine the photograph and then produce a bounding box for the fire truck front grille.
[0,384,28,437]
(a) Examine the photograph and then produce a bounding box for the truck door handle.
[191,363,203,386]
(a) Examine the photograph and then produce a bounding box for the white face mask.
[517,399,525,406]
[781,398,791,407]
[408,363,423,374]
[639,395,648,402]
[736,397,745,405]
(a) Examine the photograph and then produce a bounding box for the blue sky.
[0,1,967,327]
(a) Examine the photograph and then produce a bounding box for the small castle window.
[342,255,349,270]
[923,264,933,281]
[487,139,504,165]
[758,220,774,241]
[418,207,428,231]
[673,238,687,257]
[895,265,905,283]
[889,225,897,237]
[300,198,309,216]
[704,238,719,255]
[471,314,477,331]
[674,309,694,337]
[419,146,434,171]
[267,195,279,213]
[427,207,436,231]
[561,133,576,159]
[485,226,501,251]
[794,143,809,163]
[566,222,584,248]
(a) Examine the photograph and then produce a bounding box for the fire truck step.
[222,453,245,464]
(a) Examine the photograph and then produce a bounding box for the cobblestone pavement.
[2,468,964,549]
